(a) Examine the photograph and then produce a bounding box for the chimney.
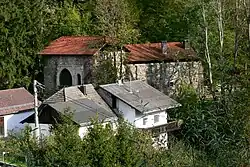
[183,39,190,49]
[161,41,167,54]
[118,79,123,85]
[78,85,87,95]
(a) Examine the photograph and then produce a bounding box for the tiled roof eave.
[127,57,200,64]
[39,53,96,56]
[0,102,34,111]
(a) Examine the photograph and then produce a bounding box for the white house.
[21,84,117,138]
[98,80,181,147]
[0,88,35,137]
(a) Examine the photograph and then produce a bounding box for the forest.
[0,0,249,166]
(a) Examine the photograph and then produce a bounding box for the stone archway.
[59,69,72,87]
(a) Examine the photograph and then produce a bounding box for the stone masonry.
[44,55,93,94]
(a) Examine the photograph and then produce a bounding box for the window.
[143,118,148,125]
[112,95,117,109]
[135,65,138,80]
[0,117,4,137]
[154,115,160,123]
[168,81,174,87]
[77,74,81,85]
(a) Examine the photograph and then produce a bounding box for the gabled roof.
[49,99,115,124]
[43,84,113,115]
[124,42,198,63]
[99,80,181,113]
[0,88,34,116]
[22,84,116,125]
[39,36,106,55]
[44,84,114,116]
[22,99,115,125]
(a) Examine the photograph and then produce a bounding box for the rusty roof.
[125,42,198,63]
[0,88,34,116]
[40,36,106,55]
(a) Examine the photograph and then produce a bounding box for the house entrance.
[59,69,72,87]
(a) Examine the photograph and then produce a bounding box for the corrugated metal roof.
[44,84,113,115]
[22,84,116,125]
[0,88,34,116]
[39,36,106,55]
[49,99,115,124]
[125,42,198,63]
[44,84,115,120]
[100,80,181,113]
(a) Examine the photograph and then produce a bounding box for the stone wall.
[105,51,203,96]
[125,61,203,96]
[44,55,93,94]
[96,51,203,96]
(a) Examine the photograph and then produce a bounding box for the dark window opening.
[112,95,117,109]
[168,81,174,87]
[135,65,138,80]
[77,74,81,85]
[143,118,148,125]
[154,115,160,123]
[59,69,72,87]
[0,117,4,137]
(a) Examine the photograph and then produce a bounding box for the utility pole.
[33,80,40,140]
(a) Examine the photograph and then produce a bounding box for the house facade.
[40,36,106,94]
[0,88,35,137]
[40,36,203,96]
[98,80,181,147]
[22,84,117,138]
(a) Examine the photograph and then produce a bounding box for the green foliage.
[0,0,92,90]
[0,0,47,89]
[93,56,118,86]
[136,0,199,42]
[41,113,86,167]
[94,0,140,46]
[1,113,249,167]
[171,85,250,166]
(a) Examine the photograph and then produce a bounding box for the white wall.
[116,99,136,124]
[114,99,169,148]
[115,99,168,129]
[78,119,117,138]
[2,111,51,137]
[26,123,51,138]
[4,115,12,137]
[134,110,168,129]
[2,111,34,137]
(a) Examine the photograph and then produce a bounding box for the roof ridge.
[126,41,182,46]
[0,87,25,92]
[56,35,105,40]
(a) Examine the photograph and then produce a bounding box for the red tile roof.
[40,36,106,55]
[0,88,34,116]
[125,42,198,63]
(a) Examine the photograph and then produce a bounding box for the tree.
[93,57,118,86]
[94,0,139,45]
[0,0,48,89]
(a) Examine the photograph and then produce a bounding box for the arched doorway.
[59,69,72,87]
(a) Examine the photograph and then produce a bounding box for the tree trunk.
[248,0,250,59]
[202,5,214,96]
[234,0,240,69]
[217,0,224,55]
[217,0,225,97]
